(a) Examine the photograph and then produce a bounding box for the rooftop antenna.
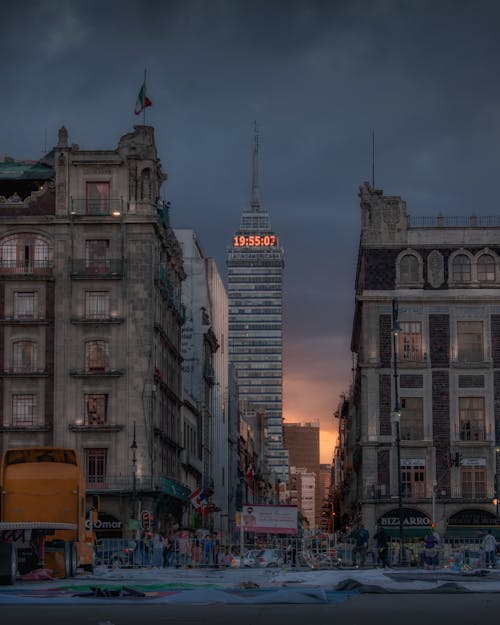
[371,130,375,189]
[251,120,261,210]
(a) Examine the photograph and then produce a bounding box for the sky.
[3,0,500,463]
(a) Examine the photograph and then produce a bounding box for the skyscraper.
[227,124,288,485]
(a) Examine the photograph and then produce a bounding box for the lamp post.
[392,299,404,565]
[131,420,138,520]
[495,446,500,525]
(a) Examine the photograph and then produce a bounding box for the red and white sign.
[240,504,298,535]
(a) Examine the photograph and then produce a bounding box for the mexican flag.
[134,81,152,115]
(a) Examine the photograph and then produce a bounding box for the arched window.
[85,340,109,372]
[477,254,495,282]
[452,254,471,282]
[0,234,51,274]
[13,340,37,372]
[399,254,419,283]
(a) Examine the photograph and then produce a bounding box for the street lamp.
[392,299,404,565]
[495,445,500,525]
[130,420,138,520]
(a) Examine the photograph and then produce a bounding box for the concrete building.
[226,124,288,485]
[348,181,500,540]
[283,422,321,527]
[175,229,229,534]
[0,125,187,536]
[289,467,316,531]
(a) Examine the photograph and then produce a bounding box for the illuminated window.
[457,321,483,362]
[85,448,107,486]
[477,254,495,282]
[86,182,110,214]
[461,467,486,498]
[13,341,37,372]
[400,398,424,440]
[12,394,36,426]
[399,254,419,283]
[85,291,109,319]
[452,254,471,282]
[401,462,425,499]
[398,322,422,361]
[85,394,108,425]
[14,291,37,319]
[459,397,485,441]
[85,340,109,371]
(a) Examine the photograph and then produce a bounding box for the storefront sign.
[378,508,431,528]
[240,504,298,534]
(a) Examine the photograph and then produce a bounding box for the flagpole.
[143,68,147,125]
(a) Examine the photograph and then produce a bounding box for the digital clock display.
[233,234,278,247]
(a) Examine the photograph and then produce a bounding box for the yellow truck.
[0,447,95,584]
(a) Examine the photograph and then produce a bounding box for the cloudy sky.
[3,0,500,462]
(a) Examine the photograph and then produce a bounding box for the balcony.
[85,474,190,499]
[0,316,49,325]
[157,266,186,323]
[1,368,48,378]
[71,259,124,279]
[0,259,53,278]
[457,426,489,442]
[70,315,124,325]
[70,198,124,217]
[69,422,124,432]
[0,423,50,432]
[69,368,124,378]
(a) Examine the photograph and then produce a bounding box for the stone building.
[348,182,500,540]
[0,125,187,536]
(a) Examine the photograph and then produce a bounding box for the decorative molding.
[428,250,444,288]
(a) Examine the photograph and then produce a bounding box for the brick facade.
[458,375,484,388]
[379,374,392,435]
[377,448,390,496]
[400,374,423,388]
[379,314,392,367]
[492,315,500,368]
[429,314,450,367]
[432,370,450,497]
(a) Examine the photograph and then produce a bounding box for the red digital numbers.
[233,234,277,247]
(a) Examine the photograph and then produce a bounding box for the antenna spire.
[251,121,261,210]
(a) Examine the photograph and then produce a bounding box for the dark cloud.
[3,0,500,458]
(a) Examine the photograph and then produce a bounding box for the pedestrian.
[482,529,497,568]
[152,531,163,568]
[424,531,438,570]
[162,534,172,567]
[373,524,389,568]
[351,523,369,567]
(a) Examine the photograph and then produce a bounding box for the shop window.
[457,321,483,362]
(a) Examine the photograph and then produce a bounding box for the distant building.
[283,422,320,527]
[289,467,316,530]
[346,182,500,540]
[227,124,288,485]
[175,229,229,534]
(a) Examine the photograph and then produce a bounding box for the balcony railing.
[85,473,189,493]
[1,368,48,377]
[0,259,53,276]
[69,368,124,377]
[70,198,124,217]
[457,426,489,442]
[71,259,124,278]
[70,315,124,325]
[410,215,500,228]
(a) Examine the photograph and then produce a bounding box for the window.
[14,291,37,319]
[461,467,486,498]
[13,341,37,372]
[477,254,495,282]
[452,254,471,282]
[401,462,425,499]
[0,234,51,273]
[85,340,109,371]
[85,291,109,319]
[399,254,419,283]
[85,240,109,273]
[459,397,485,441]
[398,322,422,361]
[400,398,424,440]
[85,394,108,425]
[12,394,36,426]
[86,182,110,214]
[85,448,107,486]
[457,321,483,362]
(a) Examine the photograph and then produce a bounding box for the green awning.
[383,527,429,538]
[159,476,190,502]
[0,162,53,181]
[445,526,500,539]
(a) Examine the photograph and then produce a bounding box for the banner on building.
[240,504,298,534]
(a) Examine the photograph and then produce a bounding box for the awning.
[445,526,500,539]
[383,527,429,538]
[159,477,190,502]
